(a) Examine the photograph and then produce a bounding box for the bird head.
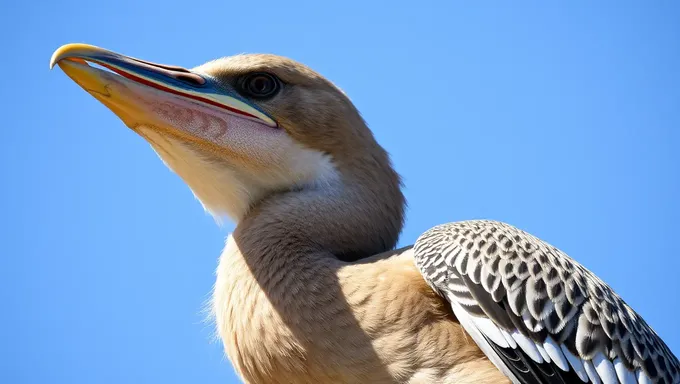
[51,44,404,234]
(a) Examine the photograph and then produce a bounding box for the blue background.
[2,1,678,383]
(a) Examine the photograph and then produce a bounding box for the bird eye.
[240,73,280,99]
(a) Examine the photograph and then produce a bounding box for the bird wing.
[412,220,679,384]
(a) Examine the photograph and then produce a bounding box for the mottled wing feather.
[413,220,680,384]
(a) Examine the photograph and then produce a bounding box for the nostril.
[127,57,206,87]
[173,72,206,87]
[133,58,192,73]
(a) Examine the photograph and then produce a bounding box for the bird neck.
[213,141,406,382]
[219,145,406,303]
[213,168,403,382]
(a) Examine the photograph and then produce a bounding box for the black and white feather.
[413,220,679,384]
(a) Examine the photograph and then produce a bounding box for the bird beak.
[50,43,277,137]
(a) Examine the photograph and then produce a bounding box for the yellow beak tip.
[49,51,60,69]
[50,43,107,70]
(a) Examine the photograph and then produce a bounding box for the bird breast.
[213,237,508,384]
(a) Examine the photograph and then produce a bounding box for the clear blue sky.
[2,1,679,383]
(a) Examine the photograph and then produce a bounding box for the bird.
[50,43,679,384]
